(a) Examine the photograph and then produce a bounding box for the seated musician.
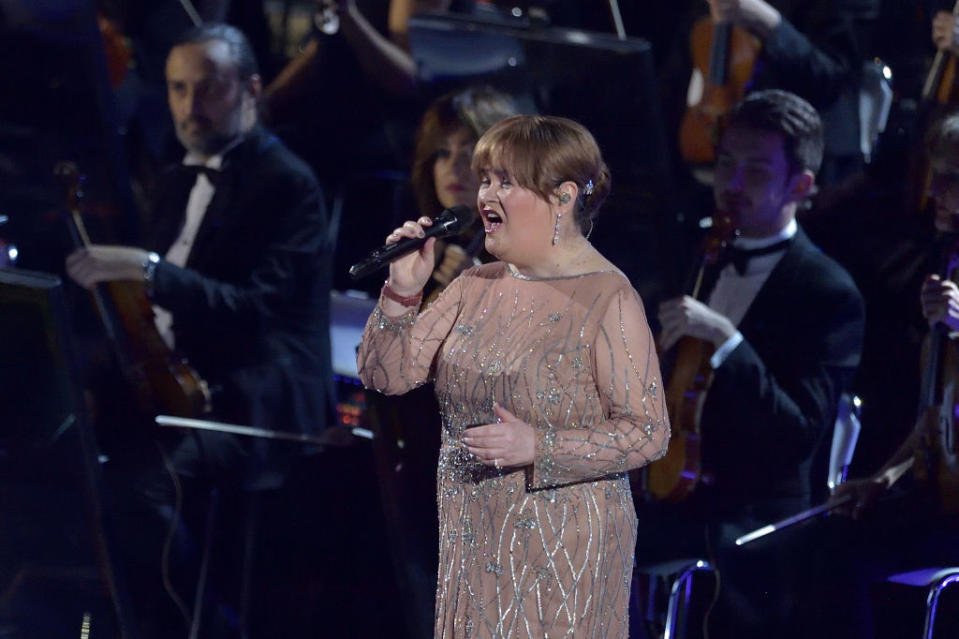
[933,6,959,58]
[821,111,959,639]
[65,23,333,638]
[635,89,865,638]
[665,0,878,186]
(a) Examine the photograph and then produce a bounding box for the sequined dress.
[358,262,670,638]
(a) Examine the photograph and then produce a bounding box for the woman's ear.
[556,181,578,207]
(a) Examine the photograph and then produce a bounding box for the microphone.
[349,205,474,280]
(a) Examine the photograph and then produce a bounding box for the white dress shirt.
[708,218,798,368]
[153,143,239,347]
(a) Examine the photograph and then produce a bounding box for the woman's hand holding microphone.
[380,216,437,313]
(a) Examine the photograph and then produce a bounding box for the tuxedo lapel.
[184,130,261,268]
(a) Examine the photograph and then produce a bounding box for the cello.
[678,17,760,166]
[645,216,738,502]
[58,162,212,418]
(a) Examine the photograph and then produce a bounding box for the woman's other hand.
[464,403,536,469]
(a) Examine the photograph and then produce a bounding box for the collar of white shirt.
[732,217,798,251]
[181,135,244,171]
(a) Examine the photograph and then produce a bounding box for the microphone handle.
[349,221,450,280]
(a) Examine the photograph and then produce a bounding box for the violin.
[678,17,761,166]
[912,233,959,513]
[57,162,212,419]
[645,215,738,502]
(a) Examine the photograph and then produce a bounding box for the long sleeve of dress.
[357,272,465,395]
[530,286,670,489]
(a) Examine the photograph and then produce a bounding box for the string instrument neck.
[920,233,959,407]
[644,215,738,503]
[686,214,739,299]
[708,22,732,86]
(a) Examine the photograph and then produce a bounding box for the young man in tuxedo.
[637,89,865,638]
[66,23,333,637]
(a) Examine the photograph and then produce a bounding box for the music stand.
[0,267,135,637]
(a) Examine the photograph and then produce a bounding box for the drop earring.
[555,192,570,246]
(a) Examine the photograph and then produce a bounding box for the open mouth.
[483,210,503,234]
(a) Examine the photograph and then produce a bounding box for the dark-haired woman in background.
[410,85,518,303]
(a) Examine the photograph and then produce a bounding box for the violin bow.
[736,457,915,546]
[177,0,203,27]
[607,0,626,40]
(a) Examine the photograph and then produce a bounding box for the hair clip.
[584,179,594,196]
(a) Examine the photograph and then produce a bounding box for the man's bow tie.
[719,238,792,275]
[182,164,221,185]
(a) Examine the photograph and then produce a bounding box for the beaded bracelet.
[381,280,422,307]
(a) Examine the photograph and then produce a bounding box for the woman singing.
[358,114,669,637]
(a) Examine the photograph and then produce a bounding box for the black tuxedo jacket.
[698,228,865,518]
[147,126,334,435]
[758,0,879,160]
[664,0,878,164]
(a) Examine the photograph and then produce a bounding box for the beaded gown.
[358,262,670,638]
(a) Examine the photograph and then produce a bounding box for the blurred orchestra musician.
[665,0,879,188]
[260,0,435,294]
[636,90,865,638]
[64,22,333,638]
[261,0,594,114]
[819,111,959,639]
